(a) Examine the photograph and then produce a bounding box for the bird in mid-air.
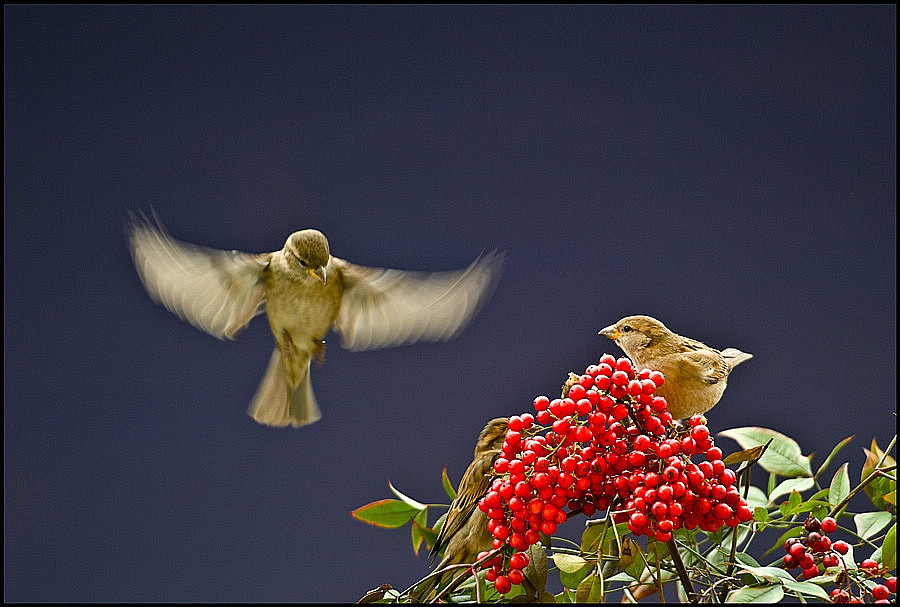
[599,315,752,419]
[128,214,503,428]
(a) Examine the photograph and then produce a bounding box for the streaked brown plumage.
[599,315,752,419]
[418,418,508,597]
[128,214,503,427]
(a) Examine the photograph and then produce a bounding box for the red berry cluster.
[784,515,896,603]
[476,354,753,595]
[478,549,530,595]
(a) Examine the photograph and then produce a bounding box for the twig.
[666,536,698,602]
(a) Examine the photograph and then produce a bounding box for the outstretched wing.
[128,215,270,340]
[333,250,504,351]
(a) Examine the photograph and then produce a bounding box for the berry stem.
[667,536,698,602]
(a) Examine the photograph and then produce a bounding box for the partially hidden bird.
[127,214,503,427]
[416,417,508,599]
[598,315,752,419]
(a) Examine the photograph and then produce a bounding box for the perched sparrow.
[416,418,508,598]
[599,315,752,419]
[128,214,503,427]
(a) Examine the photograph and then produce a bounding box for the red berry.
[615,357,633,373]
[533,395,550,411]
[494,575,512,594]
[820,516,838,534]
[713,503,733,520]
[631,510,648,527]
[872,585,890,600]
[649,370,665,387]
[509,551,530,570]
[789,542,807,559]
[885,577,896,593]
[801,565,819,579]
[611,370,629,386]
[833,540,850,555]
[690,424,710,442]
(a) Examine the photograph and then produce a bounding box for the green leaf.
[862,438,898,512]
[388,481,429,511]
[737,564,795,583]
[719,427,812,478]
[410,507,433,556]
[753,506,769,523]
[351,499,421,528]
[581,521,606,554]
[621,537,647,582]
[854,511,893,540]
[553,554,591,590]
[815,435,854,479]
[769,477,815,504]
[524,543,549,596]
[575,573,604,603]
[726,585,784,603]
[882,523,896,571]
[744,485,769,510]
[829,463,851,508]
[553,553,590,573]
[441,466,457,501]
[782,579,831,600]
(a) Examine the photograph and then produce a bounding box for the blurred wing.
[333,251,504,351]
[128,216,270,340]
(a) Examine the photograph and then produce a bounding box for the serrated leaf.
[882,523,896,571]
[829,463,851,508]
[441,466,457,501]
[726,585,784,603]
[854,511,893,540]
[816,435,854,479]
[769,477,815,504]
[388,481,429,511]
[719,427,812,477]
[351,499,421,528]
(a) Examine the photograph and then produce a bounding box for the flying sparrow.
[599,315,752,419]
[128,214,503,427]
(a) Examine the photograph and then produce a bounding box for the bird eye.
[297,258,307,267]
[623,325,632,333]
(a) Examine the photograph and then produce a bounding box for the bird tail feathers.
[721,348,753,368]
[248,349,322,427]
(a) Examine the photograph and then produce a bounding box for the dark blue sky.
[4,5,896,602]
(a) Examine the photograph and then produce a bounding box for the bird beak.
[599,324,619,340]
[308,266,327,283]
